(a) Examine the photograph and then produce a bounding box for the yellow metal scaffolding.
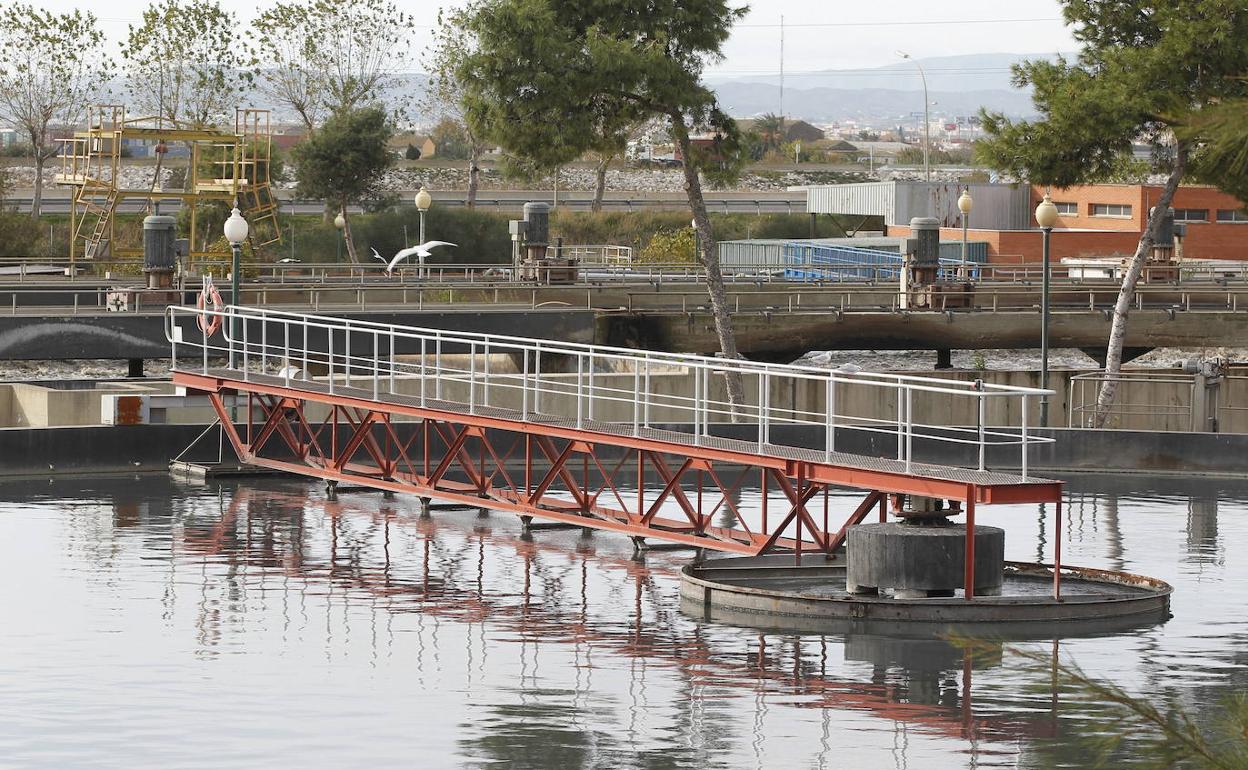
[56,106,281,264]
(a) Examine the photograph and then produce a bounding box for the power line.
[736,17,1061,29]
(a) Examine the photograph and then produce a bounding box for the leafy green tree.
[0,6,111,219]
[122,0,250,130]
[638,228,696,264]
[291,106,394,263]
[977,0,1248,426]
[452,0,751,408]
[253,0,416,130]
[429,117,471,161]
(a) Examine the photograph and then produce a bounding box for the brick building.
[802,181,1248,264]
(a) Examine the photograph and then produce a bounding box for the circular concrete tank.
[846,522,1004,598]
[679,556,1172,636]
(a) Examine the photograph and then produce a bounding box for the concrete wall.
[4,366,1243,434]
[0,381,176,428]
[3,421,1247,479]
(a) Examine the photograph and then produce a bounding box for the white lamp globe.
[415,186,432,211]
[957,188,973,215]
[1035,193,1059,229]
[223,207,249,244]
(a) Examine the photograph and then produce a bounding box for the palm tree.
[754,112,786,153]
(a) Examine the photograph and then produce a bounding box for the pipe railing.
[166,304,1054,478]
[10,254,1248,286]
[13,280,1248,316]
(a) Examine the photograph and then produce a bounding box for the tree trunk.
[31,152,44,219]
[670,113,745,415]
[467,143,481,208]
[341,205,360,264]
[1092,145,1188,427]
[592,156,609,213]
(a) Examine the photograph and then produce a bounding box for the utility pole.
[779,15,785,127]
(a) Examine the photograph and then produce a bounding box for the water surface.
[0,473,1244,768]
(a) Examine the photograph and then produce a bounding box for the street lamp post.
[957,188,973,278]
[415,186,431,244]
[415,186,432,278]
[1035,193,1059,427]
[223,206,249,370]
[334,211,345,262]
[691,218,699,263]
[898,51,931,182]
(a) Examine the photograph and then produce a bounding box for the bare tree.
[251,4,326,131]
[253,0,415,126]
[424,14,488,207]
[0,5,111,219]
[122,0,251,130]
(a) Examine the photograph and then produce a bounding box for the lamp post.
[1035,192,1059,427]
[957,187,973,278]
[897,51,931,183]
[333,211,345,262]
[415,186,432,278]
[223,206,249,370]
[691,218,699,263]
[415,186,431,244]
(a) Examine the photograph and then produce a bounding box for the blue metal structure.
[782,242,984,282]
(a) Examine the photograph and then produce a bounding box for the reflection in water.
[1186,497,1220,566]
[174,484,1052,755]
[2,474,1248,768]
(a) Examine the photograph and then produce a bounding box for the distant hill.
[706,52,1067,121]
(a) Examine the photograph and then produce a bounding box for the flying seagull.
[371,242,457,275]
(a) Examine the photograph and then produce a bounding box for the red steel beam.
[188,372,1062,566]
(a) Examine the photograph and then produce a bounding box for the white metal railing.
[553,244,633,265]
[165,305,1055,479]
[1068,369,1248,431]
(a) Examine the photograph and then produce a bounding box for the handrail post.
[328,327,335,395]
[977,381,986,471]
[372,331,380,401]
[227,307,236,369]
[693,364,701,446]
[896,388,904,460]
[904,387,913,473]
[825,376,836,461]
[576,354,584,429]
[632,362,640,436]
[759,372,769,451]
[283,320,290,387]
[484,341,491,408]
[469,342,477,414]
[388,329,396,396]
[344,325,352,389]
[533,342,542,414]
[435,333,443,401]
[1021,395,1029,481]
[242,313,250,382]
[260,310,267,378]
[419,337,427,407]
[643,358,651,428]
[587,353,595,422]
[522,347,530,421]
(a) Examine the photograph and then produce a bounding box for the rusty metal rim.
[682,558,1173,622]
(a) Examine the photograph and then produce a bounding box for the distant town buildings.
[802,180,1248,263]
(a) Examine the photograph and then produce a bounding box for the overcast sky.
[40,0,1079,75]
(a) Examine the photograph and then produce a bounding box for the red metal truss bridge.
[166,304,1065,600]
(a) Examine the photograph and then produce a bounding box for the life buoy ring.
[197,283,224,336]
